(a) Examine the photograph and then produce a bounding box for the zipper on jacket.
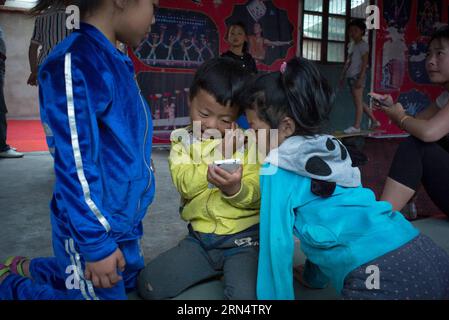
[137,86,153,212]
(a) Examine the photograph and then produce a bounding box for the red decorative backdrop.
[373,0,449,135]
[129,0,299,145]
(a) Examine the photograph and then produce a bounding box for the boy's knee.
[224,284,257,300]
[137,265,172,300]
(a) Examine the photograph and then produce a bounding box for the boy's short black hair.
[190,57,251,114]
[348,19,367,35]
[430,25,449,44]
[238,57,334,136]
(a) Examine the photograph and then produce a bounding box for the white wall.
[4,1,37,9]
[1,9,40,119]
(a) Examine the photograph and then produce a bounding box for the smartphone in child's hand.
[208,159,242,189]
[214,159,242,173]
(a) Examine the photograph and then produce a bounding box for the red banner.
[129,0,299,145]
[373,0,449,136]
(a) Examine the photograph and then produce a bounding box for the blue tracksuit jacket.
[0,23,155,300]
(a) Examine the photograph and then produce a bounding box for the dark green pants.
[138,224,259,300]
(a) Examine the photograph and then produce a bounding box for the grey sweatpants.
[138,224,259,300]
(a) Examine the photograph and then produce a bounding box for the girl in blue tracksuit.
[239,57,449,300]
[0,0,158,300]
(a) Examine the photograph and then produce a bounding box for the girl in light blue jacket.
[238,57,449,300]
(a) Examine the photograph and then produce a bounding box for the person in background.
[27,1,72,86]
[222,21,258,75]
[371,25,449,220]
[27,0,72,156]
[221,22,257,129]
[339,19,380,134]
[0,25,24,159]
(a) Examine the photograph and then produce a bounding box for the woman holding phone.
[371,26,449,219]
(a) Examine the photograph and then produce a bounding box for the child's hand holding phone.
[207,159,243,197]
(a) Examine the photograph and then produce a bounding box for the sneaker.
[343,126,361,134]
[0,148,24,158]
[401,201,418,220]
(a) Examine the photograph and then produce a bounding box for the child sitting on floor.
[138,57,261,300]
[239,57,449,300]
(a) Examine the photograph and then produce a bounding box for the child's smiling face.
[189,89,239,138]
[426,38,449,87]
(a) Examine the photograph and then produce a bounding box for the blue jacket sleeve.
[257,166,297,300]
[39,52,118,262]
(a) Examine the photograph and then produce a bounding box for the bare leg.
[381,177,416,211]
[351,87,364,129]
[363,102,378,122]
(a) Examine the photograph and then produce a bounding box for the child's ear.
[279,117,296,138]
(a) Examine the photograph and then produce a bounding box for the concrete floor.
[1,151,448,300]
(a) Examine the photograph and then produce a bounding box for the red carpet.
[7,120,48,152]
[7,120,171,152]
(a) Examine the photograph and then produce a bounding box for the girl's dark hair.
[430,25,449,44]
[238,57,334,136]
[30,0,103,17]
[190,57,251,114]
[348,18,367,35]
[227,21,249,53]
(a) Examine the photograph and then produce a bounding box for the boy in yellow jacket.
[138,58,261,300]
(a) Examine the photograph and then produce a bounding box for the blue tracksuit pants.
[0,228,144,300]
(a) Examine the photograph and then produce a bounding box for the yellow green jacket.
[168,127,261,235]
